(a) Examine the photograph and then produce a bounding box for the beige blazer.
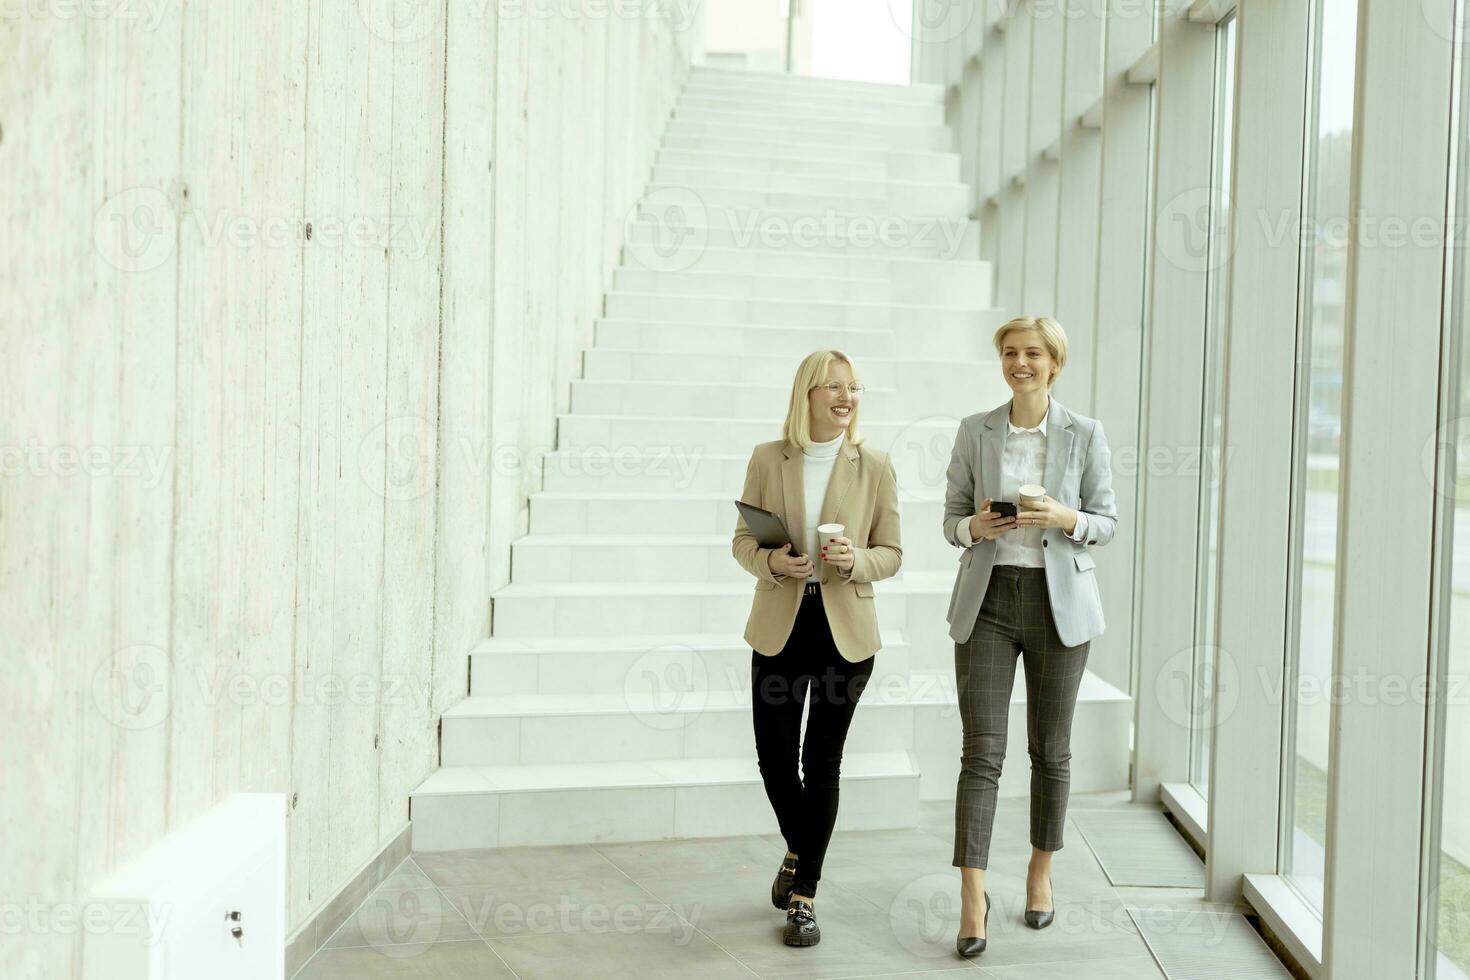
[732,438,903,662]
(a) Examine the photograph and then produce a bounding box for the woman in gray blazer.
[941,315,1118,958]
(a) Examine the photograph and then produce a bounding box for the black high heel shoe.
[771,856,797,910]
[1025,875,1054,930]
[956,889,990,957]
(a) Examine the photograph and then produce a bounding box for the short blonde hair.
[993,315,1068,387]
[782,350,865,449]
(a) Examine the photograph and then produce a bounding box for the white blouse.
[954,410,1089,564]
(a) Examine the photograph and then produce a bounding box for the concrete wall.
[0,2,696,976]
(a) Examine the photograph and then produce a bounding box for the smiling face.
[1000,328,1059,394]
[808,358,858,440]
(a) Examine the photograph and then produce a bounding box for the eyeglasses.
[811,382,866,396]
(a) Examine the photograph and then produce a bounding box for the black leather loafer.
[783,900,820,947]
[771,857,797,910]
[1025,876,1054,930]
[956,889,990,957]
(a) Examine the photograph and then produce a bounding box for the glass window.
[1192,11,1236,795]
[1426,7,1470,975]
[1281,0,1357,915]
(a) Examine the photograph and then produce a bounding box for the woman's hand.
[768,543,815,579]
[968,498,1018,541]
[1017,495,1079,534]
[820,534,855,574]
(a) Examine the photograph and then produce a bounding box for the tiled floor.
[293,792,1270,979]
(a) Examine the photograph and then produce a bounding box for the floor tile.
[486,927,753,978]
[413,843,620,887]
[978,954,1165,978]
[295,940,517,980]
[594,832,786,879]
[440,874,688,942]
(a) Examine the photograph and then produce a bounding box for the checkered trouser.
[952,564,1091,869]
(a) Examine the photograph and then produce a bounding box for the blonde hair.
[993,315,1069,388]
[782,350,865,449]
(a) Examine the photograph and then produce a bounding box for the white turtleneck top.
[801,430,846,582]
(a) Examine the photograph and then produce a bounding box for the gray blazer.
[942,398,1118,647]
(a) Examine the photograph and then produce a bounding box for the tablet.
[734,500,803,559]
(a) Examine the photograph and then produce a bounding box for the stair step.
[592,317,897,357]
[609,268,894,303]
[617,245,990,307]
[670,105,951,142]
[580,346,1003,382]
[649,162,967,198]
[553,413,966,465]
[656,144,961,183]
[510,529,956,584]
[602,292,1002,336]
[440,684,918,767]
[678,91,946,125]
[486,575,973,653]
[409,751,922,850]
[532,432,997,495]
[467,629,913,696]
[588,315,993,359]
[571,377,908,419]
[624,215,980,260]
[525,488,955,530]
[680,81,943,108]
[688,66,945,102]
[664,118,955,153]
[645,178,969,219]
[619,240,985,279]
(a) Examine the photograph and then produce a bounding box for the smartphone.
[987,501,1018,519]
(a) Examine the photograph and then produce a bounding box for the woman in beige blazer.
[732,349,902,948]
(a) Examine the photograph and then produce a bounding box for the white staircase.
[409,66,1132,852]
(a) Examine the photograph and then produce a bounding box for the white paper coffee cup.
[817,522,845,540]
[1018,484,1045,505]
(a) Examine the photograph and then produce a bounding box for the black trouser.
[751,581,876,899]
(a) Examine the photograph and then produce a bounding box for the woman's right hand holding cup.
[767,543,815,578]
[969,497,1018,541]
